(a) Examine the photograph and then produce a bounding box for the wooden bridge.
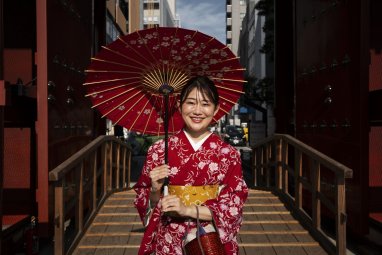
[72,189,327,255]
[49,134,352,255]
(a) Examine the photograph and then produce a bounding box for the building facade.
[226,0,247,55]
[238,0,275,144]
[143,0,177,29]
[226,0,247,127]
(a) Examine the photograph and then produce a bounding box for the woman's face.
[180,87,219,137]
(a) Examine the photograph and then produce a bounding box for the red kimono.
[134,131,248,255]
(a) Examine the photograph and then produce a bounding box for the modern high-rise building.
[143,0,177,28]
[106,0,144,42]
[226,0,247,56]
[225,0,247,127]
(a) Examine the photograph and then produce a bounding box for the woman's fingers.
[150,165,170,191]
[149,171,161,181]
[150,165,169,181]
[161,195,183,212]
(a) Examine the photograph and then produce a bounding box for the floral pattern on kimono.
[134,131,248,255]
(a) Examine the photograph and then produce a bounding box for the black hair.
[179,76,219,106]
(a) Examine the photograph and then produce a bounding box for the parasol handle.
[159,84,174,195]
[163,92,169,192]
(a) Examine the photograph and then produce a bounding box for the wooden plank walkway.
[73,189,328,255]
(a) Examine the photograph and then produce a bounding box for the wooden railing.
[48,135,132,255]
[252,134,353,255]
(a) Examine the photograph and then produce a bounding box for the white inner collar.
[183,130,212,151]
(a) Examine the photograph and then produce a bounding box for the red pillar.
[0,0,4,249]
[36,0,49,236]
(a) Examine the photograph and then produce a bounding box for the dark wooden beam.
[0,0,4,252]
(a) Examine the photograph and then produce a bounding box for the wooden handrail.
[48,135,132,255]
[252,134,352,255]
[49,136,129,181]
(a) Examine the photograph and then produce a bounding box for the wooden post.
[336,176,346,255]
[275,139,282,190]
[260,145,264,184]
[252,148,257,187]
[122,147,127,188]
[116,143,120,189]
[103,143,108,196]
[127,150,132,188]
[311,160,321,229]
[260,146,264,179]
[294,150,302,209]
[282,141,288,194]
[266,143,271,187]
[75,163,84,233]
[109,141,113,190]
[92,151,97,210]
[54,183,64,255]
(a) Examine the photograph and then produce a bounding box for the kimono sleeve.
[133,141,164,223]
[204,148,248,243]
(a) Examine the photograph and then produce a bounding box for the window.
[106,14,120,42]
[143,2,159,9]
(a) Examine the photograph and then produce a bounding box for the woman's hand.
[161,196,213,220]
[149,164,169,192]
[161,195,188,216]
[148,164,169,207]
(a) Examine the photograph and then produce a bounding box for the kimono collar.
[183,130,212,151]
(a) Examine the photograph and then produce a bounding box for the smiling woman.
[133,76,248,255]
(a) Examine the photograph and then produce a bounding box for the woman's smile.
[190,116,203,123]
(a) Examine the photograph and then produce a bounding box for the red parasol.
[84,27,245,136]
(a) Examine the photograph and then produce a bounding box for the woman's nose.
[193,103,202,114]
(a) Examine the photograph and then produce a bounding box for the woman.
[134,76,248,255]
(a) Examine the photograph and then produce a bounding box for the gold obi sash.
[168,185,219,206]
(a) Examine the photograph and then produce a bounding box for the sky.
[176,0,226,44]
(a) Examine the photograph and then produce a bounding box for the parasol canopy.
[84,26,245,136]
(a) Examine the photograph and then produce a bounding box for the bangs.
[180,76,219,105]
